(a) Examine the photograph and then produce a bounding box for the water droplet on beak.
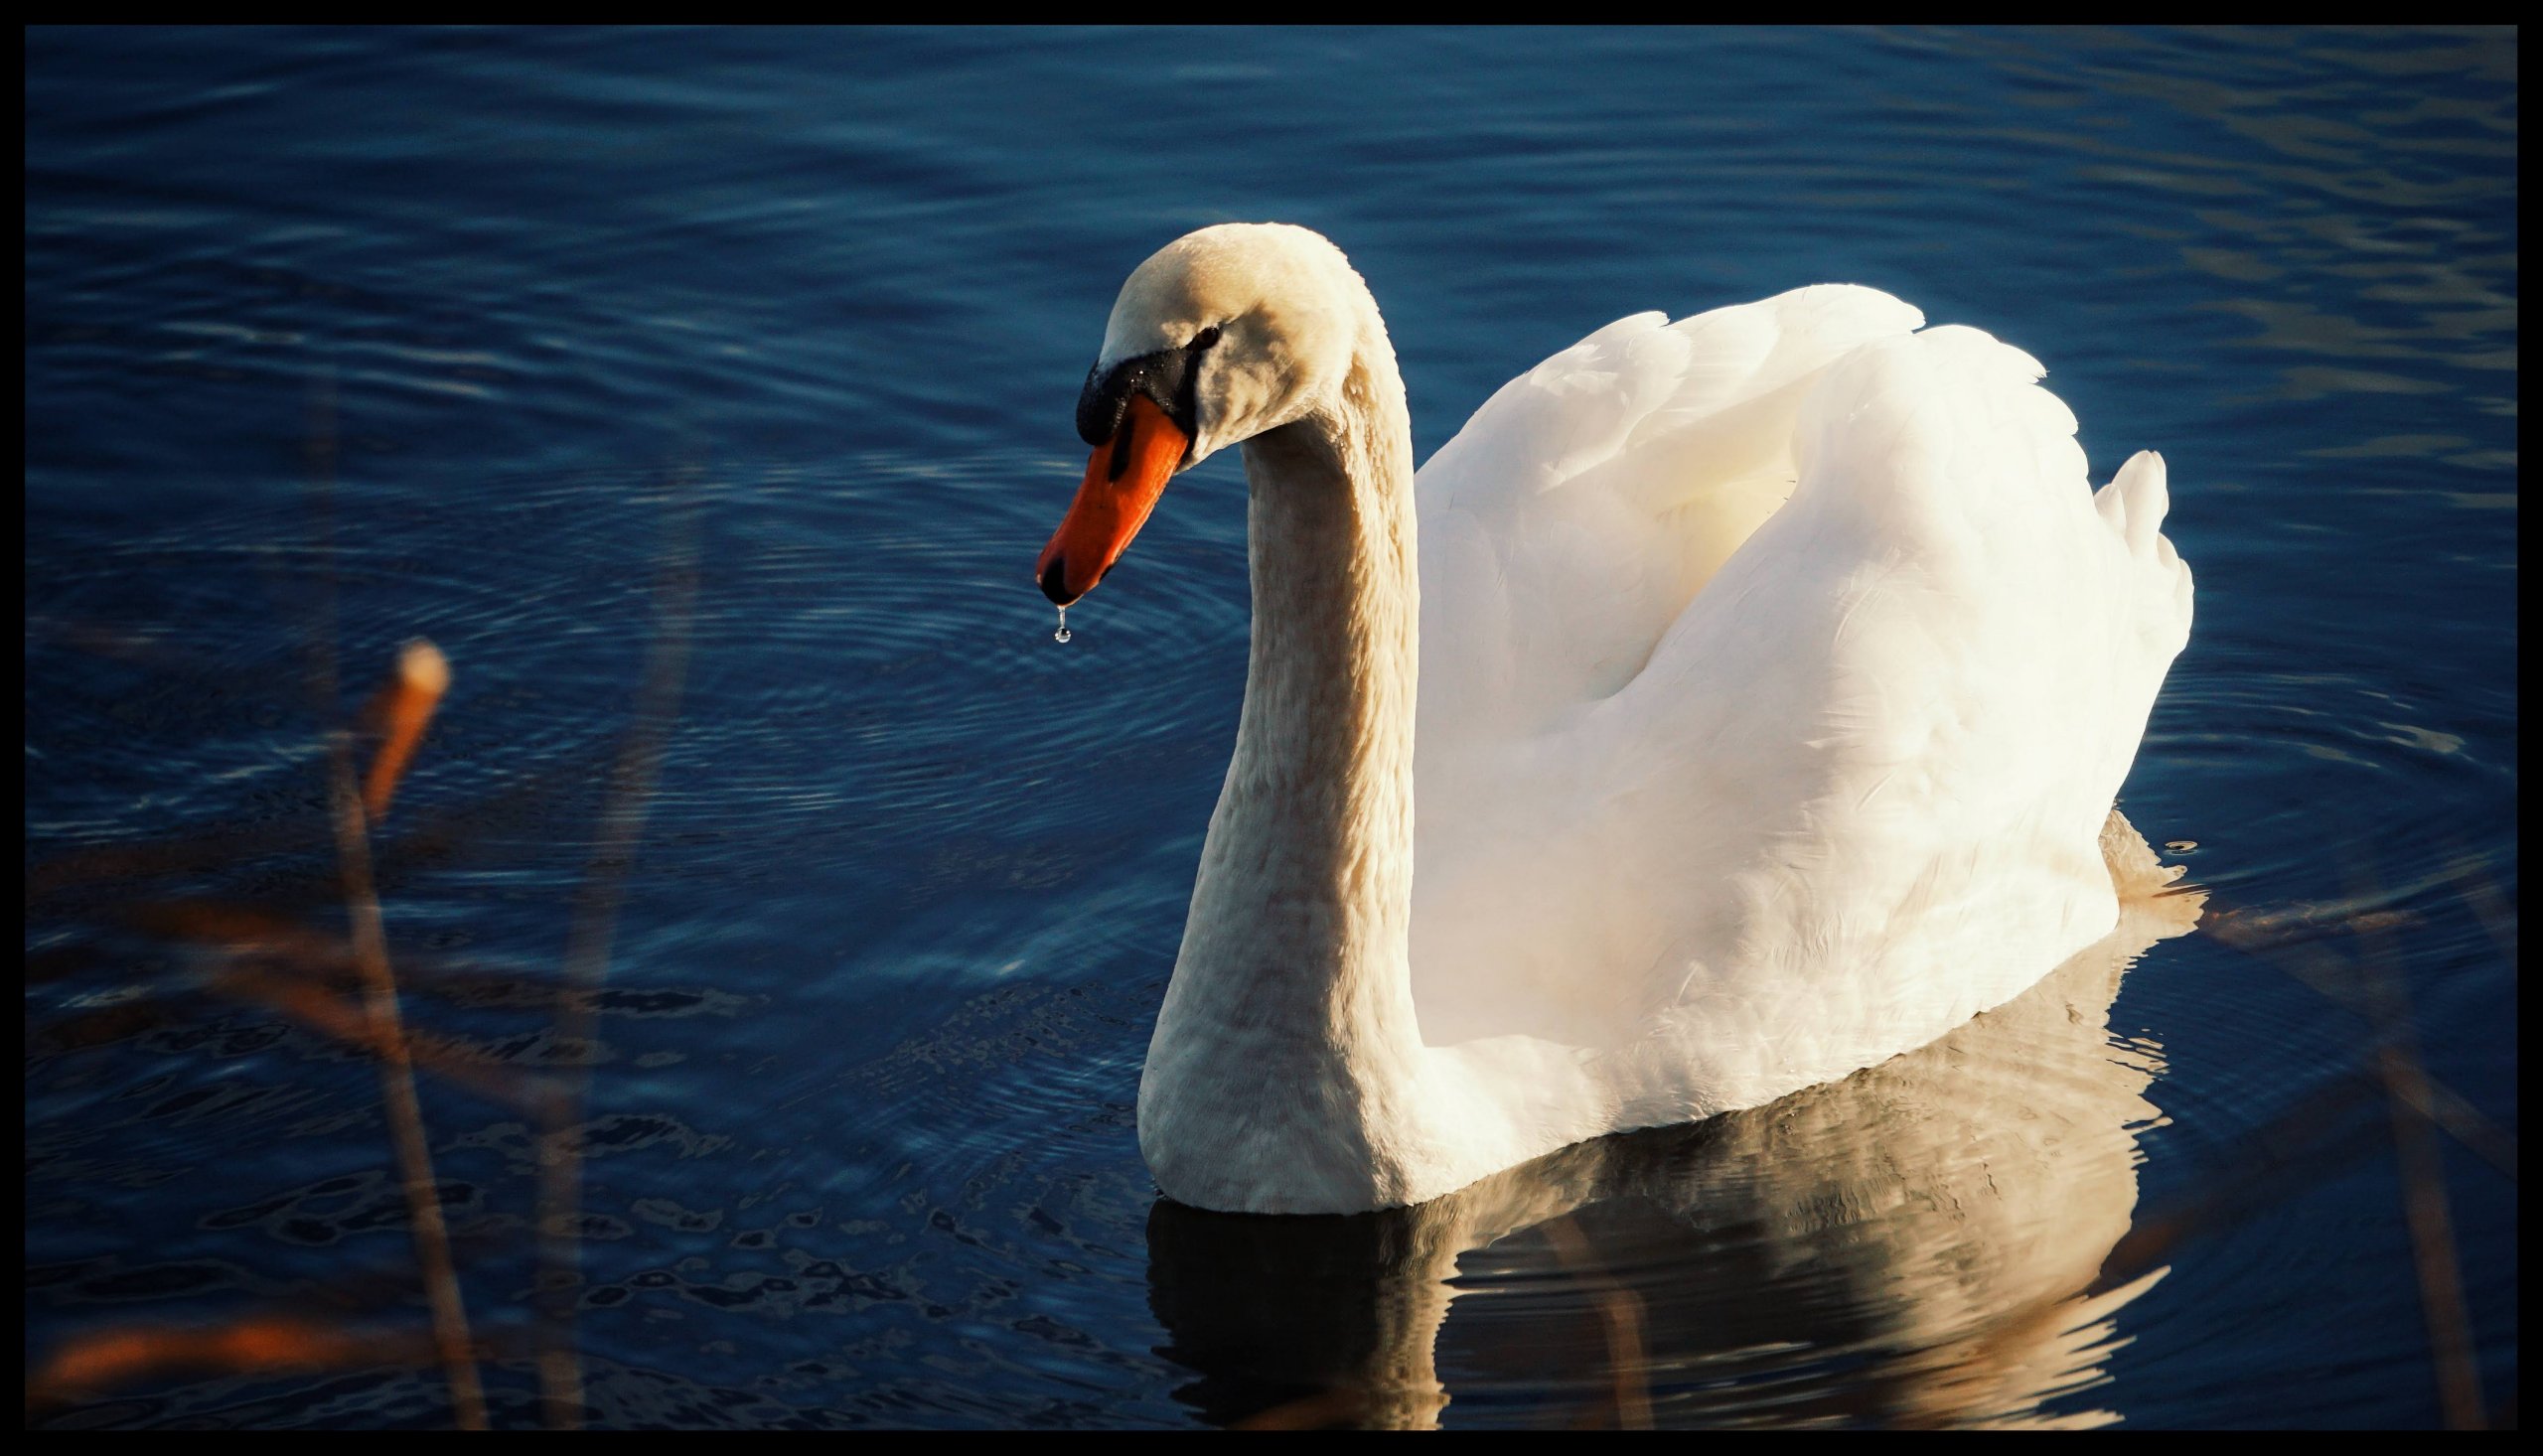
[1053,605,1071,644]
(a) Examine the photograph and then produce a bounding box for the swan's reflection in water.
[1147,882,2200,1429]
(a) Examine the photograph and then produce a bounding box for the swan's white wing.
[1411,314,2191,1127]
[1415,286,1926,764]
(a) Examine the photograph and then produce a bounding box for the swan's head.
[1037,222,1367,607]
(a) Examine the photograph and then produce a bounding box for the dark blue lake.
[25,26,2516,1428]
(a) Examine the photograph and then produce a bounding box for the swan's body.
[1038,223,2192,1214]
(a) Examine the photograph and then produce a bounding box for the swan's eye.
[1190,325,1222,351]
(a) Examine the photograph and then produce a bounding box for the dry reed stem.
[2193,886,2516,1179]
[362,639,450,820]
[2347,860,2485,1431]
[82,897,534,1107]
[2089,863,2505,1429]
[209,962,535,1110]
[2384,1040,2485,1430]
[289,368,482,1426]
[1539,1214,1654,1429]
[27,1316,439,1411]
[1230,1388,1377,1430]
[327,736,487,1428]
[2442,843,2517,969]
[535,497,699,1429]
[1927,1070,2392,1420]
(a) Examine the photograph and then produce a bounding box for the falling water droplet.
[1053,606,1072,644]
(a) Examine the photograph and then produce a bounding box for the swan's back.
[1408,289,2191,1125]
[1415,286,1926,754]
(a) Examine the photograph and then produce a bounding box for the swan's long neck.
[1213,357,1420,996]
[1139,310,1434,1212]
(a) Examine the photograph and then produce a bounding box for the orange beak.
[1037,393,1188,606]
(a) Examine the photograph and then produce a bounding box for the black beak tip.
[1038,557,1080,607]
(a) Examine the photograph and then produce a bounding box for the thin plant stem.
[2382,1040,2485,1429]
[2193,884,2516,1179]
[1540,1215,1653,1429]
[327,735,486,1429]
[302,360,484,1428]
[2349,860,2485,1431]
[2442,840,2517,969]
[535,495,698,1429]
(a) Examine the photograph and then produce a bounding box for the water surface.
[25,26,2517,1428]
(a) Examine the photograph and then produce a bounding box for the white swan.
[1036,223,2193,1215]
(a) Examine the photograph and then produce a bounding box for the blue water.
[25,27,2516,1428]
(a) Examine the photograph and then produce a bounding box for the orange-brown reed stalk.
[363,640,452,819]
[1540,1214,1654,1429]
[2348,858,2485,1432]
[297,369,481,1424]
[148,898,531,1111]
[27,1316,439,1412]
[1230,1389,1376,1430]
[326,643,486,1429]
[2198,889,2516,1178]
[534,497,699,1429]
